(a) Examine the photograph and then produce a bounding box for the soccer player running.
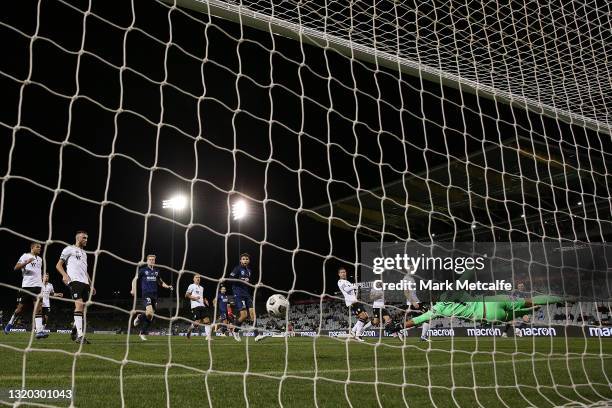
[56,231,95,344]
[228,253,257,342]
[4,242,46,339]
[185,274,213,340]
[337,266,370,342]
[130,254,173,341]
[41,273,63,330]
[213,285,232,336]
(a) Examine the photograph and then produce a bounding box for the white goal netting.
[0,0,610,407]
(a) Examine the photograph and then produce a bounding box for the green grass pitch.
[0,333,610,407]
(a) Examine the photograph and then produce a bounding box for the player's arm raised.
[14,257,35,270]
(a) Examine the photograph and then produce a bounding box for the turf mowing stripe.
[0,355,609,381]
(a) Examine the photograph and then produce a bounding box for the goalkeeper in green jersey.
[405,294,563,330]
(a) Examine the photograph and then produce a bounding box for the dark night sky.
[0,0,609,308]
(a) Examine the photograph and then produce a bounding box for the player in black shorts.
[5,242,46,338]
[338,267,371,341]
[186,274,212,340]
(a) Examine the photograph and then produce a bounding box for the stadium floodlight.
[161,194,188,314]
[232,199,248,220]
[162,195,187,211]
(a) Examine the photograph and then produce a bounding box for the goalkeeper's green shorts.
[483,299,528,322]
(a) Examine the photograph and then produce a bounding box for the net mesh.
[0,0,610,407]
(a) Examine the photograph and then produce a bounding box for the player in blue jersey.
[130,255,173,340]
[213,285,232,335]
[228,253,257,341]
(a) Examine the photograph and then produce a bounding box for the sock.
[234,320,243,333]
[352,320,365,336]
[421,322,430,338]
[8,313,17,325]
[204,325,212,337]
[141,316,151,334]
[74,313,83,337]
[35,315,43,333]
[362,321,372,331]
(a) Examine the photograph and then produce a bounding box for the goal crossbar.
[166,0,611,136]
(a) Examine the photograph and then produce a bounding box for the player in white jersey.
[185,274,212,340]
[4,242,46,339]
[337,266,370,341]
[41,273,63,329]
[56,231,95,344]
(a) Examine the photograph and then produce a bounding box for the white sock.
[35,317,43,333]
[352,320,365,336]
[8,313,17,325]
[421,322,430,338]
[74,315,83,337]
[362,321,372,331]
[204,325,212,337]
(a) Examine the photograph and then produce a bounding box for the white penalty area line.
[1,355,610,381]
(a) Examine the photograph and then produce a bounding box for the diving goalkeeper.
[402,262,563,331]
[405,294,563,329]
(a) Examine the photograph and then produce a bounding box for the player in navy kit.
[130,255,173,340]
[213,285,232,335]
[228,253,257,341]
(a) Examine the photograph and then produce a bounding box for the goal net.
[0,0,610,407]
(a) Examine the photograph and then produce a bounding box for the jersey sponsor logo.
[588,327,612,337]
[467,328,502,337]
[427,328,455,337]
[516,327,557,337]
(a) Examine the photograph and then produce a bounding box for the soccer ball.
[266,294,289,317]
